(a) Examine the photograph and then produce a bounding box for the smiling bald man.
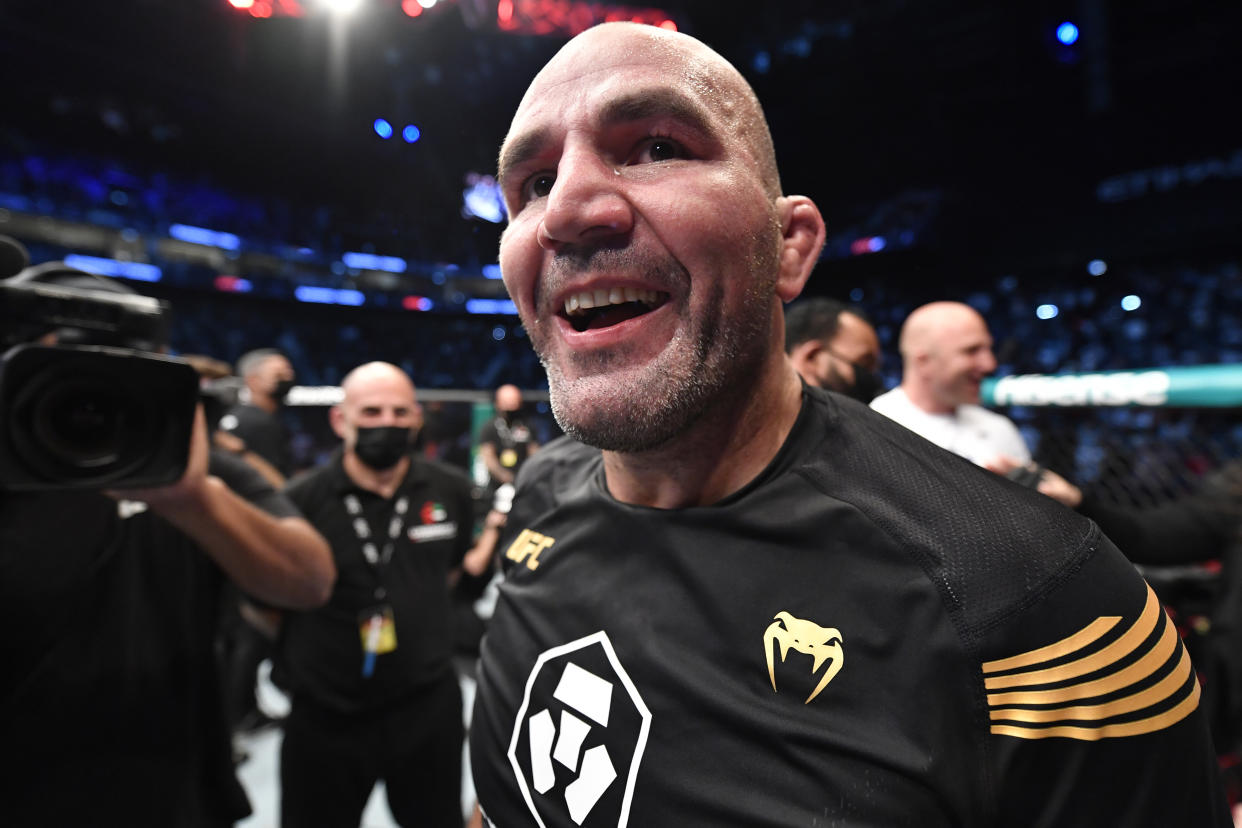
[469,22,1229,828]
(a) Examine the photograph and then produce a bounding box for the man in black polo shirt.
[278,361,477,828]
[476,384,539,500]
[468,22,1230,827]
[220,348,296,479]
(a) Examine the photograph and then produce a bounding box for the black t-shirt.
[279,451,474,714]
[0,451,295,827]
[220,402,293,477]
[478,414,536,485]
[470,388,1230,827]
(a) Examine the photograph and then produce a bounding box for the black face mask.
[353,426,412,471]
[845,363,884,404]
[272,378,296,403]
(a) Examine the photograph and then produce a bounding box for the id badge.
[358,605,397,677]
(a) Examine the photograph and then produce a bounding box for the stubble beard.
[530,246,779,455]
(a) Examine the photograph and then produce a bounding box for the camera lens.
[31,379,138,468]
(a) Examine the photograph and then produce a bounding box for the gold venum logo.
[505,528,555,571]
[765,611,845,704]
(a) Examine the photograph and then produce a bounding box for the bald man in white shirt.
[870,301,1030,467]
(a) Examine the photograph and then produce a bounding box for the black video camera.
[0,261,199,491]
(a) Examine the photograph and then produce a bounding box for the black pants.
[280,674,464,828]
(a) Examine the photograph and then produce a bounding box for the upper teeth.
[564,287,661,316]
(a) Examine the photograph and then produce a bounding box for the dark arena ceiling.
[2,0,1240,290]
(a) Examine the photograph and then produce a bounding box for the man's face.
[496,25,784,452]
[924,315,997,408]
[333,372,421,449]
[254,355,294,395]
[821,312,881,394]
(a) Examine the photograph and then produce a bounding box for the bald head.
[500,22,782,200]
[333,362,422,447]
[495,384,523,412]
[898,301,998,412]
[340,361,415,404]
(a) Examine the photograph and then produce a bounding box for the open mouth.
[562,287,668,333]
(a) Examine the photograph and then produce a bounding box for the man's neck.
[900,382,955,416]
[342,452,410,499]
[600,353,805,510]
[249,393,278,415]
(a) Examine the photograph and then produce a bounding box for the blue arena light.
[1087,259,1107,276]
[1056,22,1079,46]
[492,326,507,341]
[402,124,421,144]
[373,118,394,140]
[482,264,503,280]
[64,254,162,283]
[1121,294,1141,312]
[294,286,366,306]
[170,223,242,251]
[342,252,407,273]
[1036,304,1059,320]
[466,299,518,315]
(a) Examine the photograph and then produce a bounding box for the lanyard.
[342,493,409,567]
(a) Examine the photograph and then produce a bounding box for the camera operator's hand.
[107,405,335,609]
[107,404,211,508]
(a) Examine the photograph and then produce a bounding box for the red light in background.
[403,295,432,311]
[249,1,273,17]
[214,275,254,292]
[228,0,255,9]
[401,0,424,16]
[497,1,675,36]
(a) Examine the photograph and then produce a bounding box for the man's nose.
[537,149,634,250]
[980,348,998,374]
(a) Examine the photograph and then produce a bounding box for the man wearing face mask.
[476,383,540,498]
[785,297,885,403]
[276,362,478,828]
[220,348,297,479]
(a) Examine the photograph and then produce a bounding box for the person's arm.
[213,429,287,488]
[988,456,1233,566]
[111,407,335,609]
[986,531,1231,825]
[478,441,515,485]
[463,508,507,578]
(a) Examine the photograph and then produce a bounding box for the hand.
[213,429,246,454]
[986,455,1083,509]
[106,404,210,511]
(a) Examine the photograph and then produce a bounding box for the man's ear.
[774,195,826,303]
[329,405,347,440]
[788,340,824,376]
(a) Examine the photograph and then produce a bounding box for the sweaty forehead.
[500,25,770,182]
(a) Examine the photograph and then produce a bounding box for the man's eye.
[522,173,555,201]
[634,138,685,164]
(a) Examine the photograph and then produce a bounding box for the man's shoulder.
[410,456,474,493]
[508,435,600,513]
[868,386,925,424]
[800,396,1098,633]
[282,457,340,505]
[958,402,1020,430]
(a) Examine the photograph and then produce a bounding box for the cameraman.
[0,259,335,827]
